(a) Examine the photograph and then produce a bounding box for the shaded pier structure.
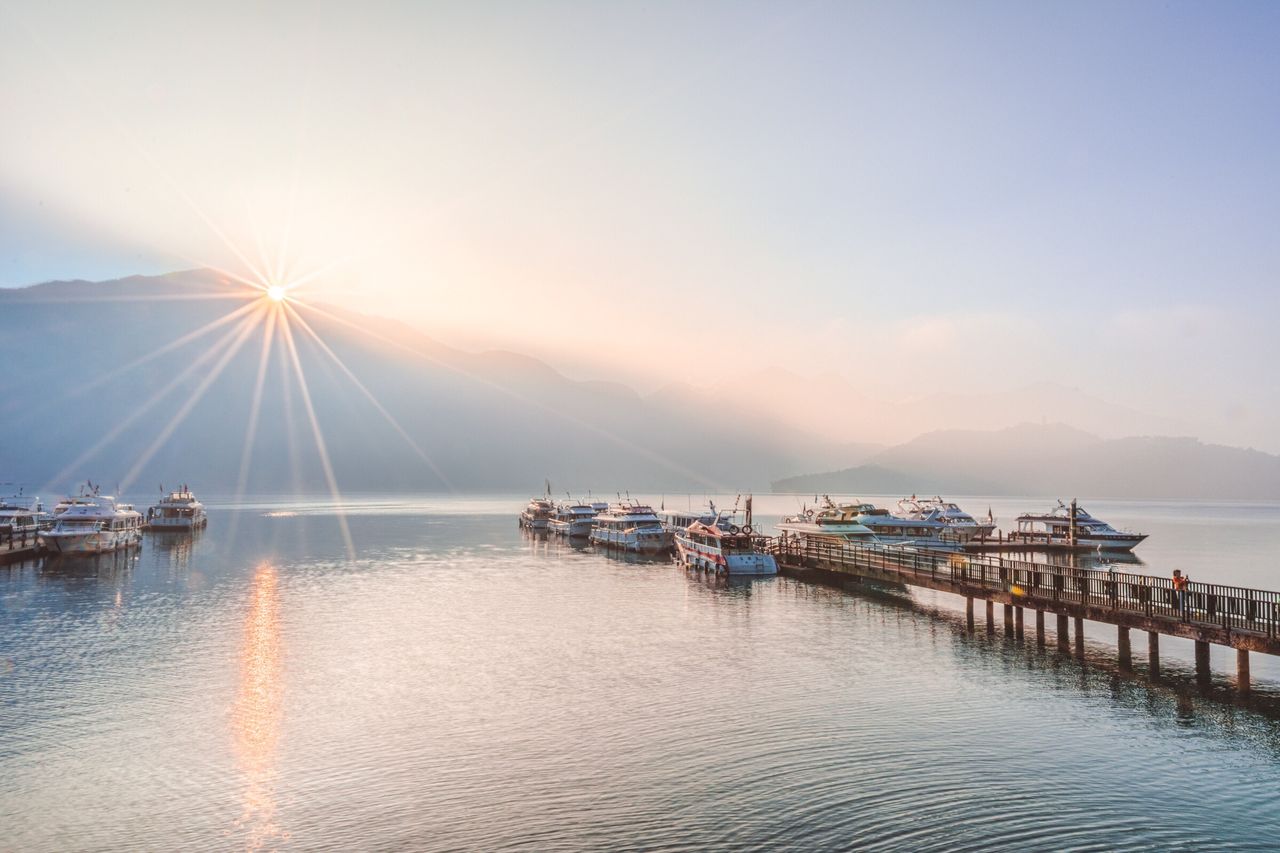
[0,529,41,564]
[769,537,1280,693]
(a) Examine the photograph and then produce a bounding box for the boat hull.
[40,529,141,555]
[548,519,593,537]
[147,516,208,531]
[589,528,672,553]
[676,538,777,575]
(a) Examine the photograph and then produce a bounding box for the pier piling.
[768,538,1280,696]
[1195,640,1211,685]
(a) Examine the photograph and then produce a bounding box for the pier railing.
[767,537,1280,639]
[1,527,40,554]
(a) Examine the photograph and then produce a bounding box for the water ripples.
[3,507,1280,850]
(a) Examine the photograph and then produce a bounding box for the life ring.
[742,524,753,535]
[729,524,741,534]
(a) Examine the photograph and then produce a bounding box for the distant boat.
[896,496,995,544]
[0,492,49,539]
[519,495,555,531]
[660,505,719,534]
[146,486,208,531]
[39,494,143,555]
[777,496,879,546]
[548,500,597,537]
[589,502,672,553]
[674,497,776,576]
[1012,501,1147,551]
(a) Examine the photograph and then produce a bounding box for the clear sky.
[2,1,1278,449]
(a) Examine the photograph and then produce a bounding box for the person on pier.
[1172,570,1189,616]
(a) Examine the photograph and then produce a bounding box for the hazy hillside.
[658,369,1192,447]
[773,423,1280,499]
[0,271,862,495]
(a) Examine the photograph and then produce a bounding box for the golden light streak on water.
[284,303,453,490]
[231,563,285,851]
[279,313,357,561]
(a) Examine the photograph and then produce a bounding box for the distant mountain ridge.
[2,270,1274,499]
[0,270,851,493]
[772,423,1280,500]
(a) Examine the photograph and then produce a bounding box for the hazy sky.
[3,1,1278,448]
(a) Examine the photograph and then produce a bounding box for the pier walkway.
[766,536,1280,692]
[0,529,42,564]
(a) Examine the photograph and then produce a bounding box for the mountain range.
[773,423,1280,499]
[1,270,1276,500]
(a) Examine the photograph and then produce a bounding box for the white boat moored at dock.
[589,501,672,553]
[548,500,597,537]
[777,497,879,546]
[896,496,996,543]
[146,486,208,531]
[1012,501,1147,551]
[674,497,776,576]
[39,494,143,555]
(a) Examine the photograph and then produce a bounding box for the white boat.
[548,500,597,537]
[519,495,555,530]
[674,497,776,576]
[661,506,719,533]
[1013,501,1147,551]
[146,485,208,531]
[777,497,880,546]
[0,492,49,539]
[589,502,673,553]
[896,496,995,543]
[39,494,143,555]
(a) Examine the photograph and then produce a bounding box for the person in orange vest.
[1172,569,1189,615]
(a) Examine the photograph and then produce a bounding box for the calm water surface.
[3,494,1280,851]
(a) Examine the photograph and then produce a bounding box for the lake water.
[3,494,1280,850]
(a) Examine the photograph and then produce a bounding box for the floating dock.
[766,537,1279,693]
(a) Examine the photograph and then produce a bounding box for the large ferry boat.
[674,497,777,576]
[896,496,996,544]
[589,502,672,553]
[776,497,880,545]
[548,500,597,537]
[145,486,208,531]
[1012,501,1147,551]
[39,493,143,555]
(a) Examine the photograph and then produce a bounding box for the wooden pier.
[0,529,43,564]
[767,537,1280,693]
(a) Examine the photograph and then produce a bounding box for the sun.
[266,285,287,303]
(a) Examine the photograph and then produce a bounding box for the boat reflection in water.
[232,563,285,850]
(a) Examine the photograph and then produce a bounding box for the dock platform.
[1,530,43,564]
[766,537,1280,692]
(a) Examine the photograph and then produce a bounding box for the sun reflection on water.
[232,563,285,849]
